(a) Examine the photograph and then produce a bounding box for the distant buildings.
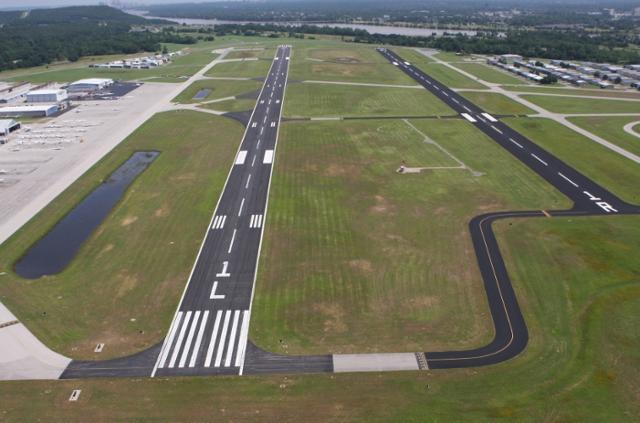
[89,51,180,70]
[488,54,640,89]
[0,119,21,143]
[0,104,59,118]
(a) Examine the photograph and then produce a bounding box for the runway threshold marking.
[168,311,192,368]
[157,311,184,368]
[179,310,201,368]
[204,310,223,367]
[189,310,209,367]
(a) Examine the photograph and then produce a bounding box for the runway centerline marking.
[508,138,524,148]
[558,172,579,187]
[531,153,548,166]
[227,229,237,253]
[238,197,245,216]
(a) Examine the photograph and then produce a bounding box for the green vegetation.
[200,98,257,113]
[453,62,523,85]
[460,91,535,115]
[0,111,243,359]
[393,47,435,64]
[417,63,486,89]
[1,215,639,421]
[250,118,568,354]
[172,79,261,103]
[502,85,640,99]
[521,95,640,114]
[225,48,275,60]
[4,48,218,83]
[568,116,640,158]
[505,117,640,204]
[205,58,272,79]
[0,6,194,72]
[283,83,453,118]
[289,46,417,85]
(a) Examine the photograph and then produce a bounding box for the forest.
[0,6,194,72]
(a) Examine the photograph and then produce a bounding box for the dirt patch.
[323,163,360,178]
[121,216,138,226]
[170,172,196,182]
[154,204,170,218]
[314,303,347,334]
[346,259,374,275]
[99,243,114,255]
[116,272,139,298]
[369,195,396,215]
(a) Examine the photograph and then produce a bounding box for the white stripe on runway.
[263,150,274,164]
[189,310,209,367]
[491,125,503,134]
[235,150,247,165]
[235,310,250,368]
[509,138,523,148]
[214,311,232,367]
[168,311,192,368]
[250,214,255,228]
[157,311,183,368]
[531,153,548,166]
[245,174,252,189]
[204,310,223,367]
[179,310,200,368]
[225,311,240,367]
[558,172,579,187]
[228,229,237,253]
[211,215,227,230]
[238,198,245,216]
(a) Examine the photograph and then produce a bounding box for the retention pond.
[14,151,159,279]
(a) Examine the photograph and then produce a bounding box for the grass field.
[416,63,487,89]
[521,94,640,114]
[0,111,243,359]
[172,79,261,103]
[283,83,453,118]
[1,215,638,421]
[225,48,275,60]
[453,63,524,85]
[568,116,640,158]
[205,58,273,79]
[502,85,640,99]
[200,98,257,113]
[4,48,219,84]
[460,91,535,115]
[249,118,569,354]
[289,46,417,85]
[393,47,436,64]
[505,117,640,204]
[432,51,475,62]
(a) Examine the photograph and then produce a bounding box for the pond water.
[14,151,159,279]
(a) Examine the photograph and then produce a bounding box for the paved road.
[378,47,640,369]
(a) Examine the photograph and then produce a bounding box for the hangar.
[26,89,68,103]
[0,104,59,118]
[0,119,21,143]
[67,78,114,93]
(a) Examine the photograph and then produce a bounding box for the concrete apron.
[0,302,70,380]
[333,353,419,373]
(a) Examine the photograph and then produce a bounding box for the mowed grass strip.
[172,79,261,103]
[225,48,275,60]
[0,111,243,359]
[250,118,568,355]
[289,46,417,85]
[416,63,487,89]
[200,98,257,113]
[502,84,640,99]
[1,216,638,421]
[460,91,535,115]
[453,62,524,85]
[206,58,273,79]
[505,117,640,204]
[284,83,452,118]
[521,94,640,114]
[568,115,640,158]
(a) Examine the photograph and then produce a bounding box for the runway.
[60,46,639,378]
[377,47,640,369]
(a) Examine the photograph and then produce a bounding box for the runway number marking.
[216,261,231,277]
[270,122,276,127]
[210,281,225,300]
[582,191,618,213]
[251,122,257,128]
